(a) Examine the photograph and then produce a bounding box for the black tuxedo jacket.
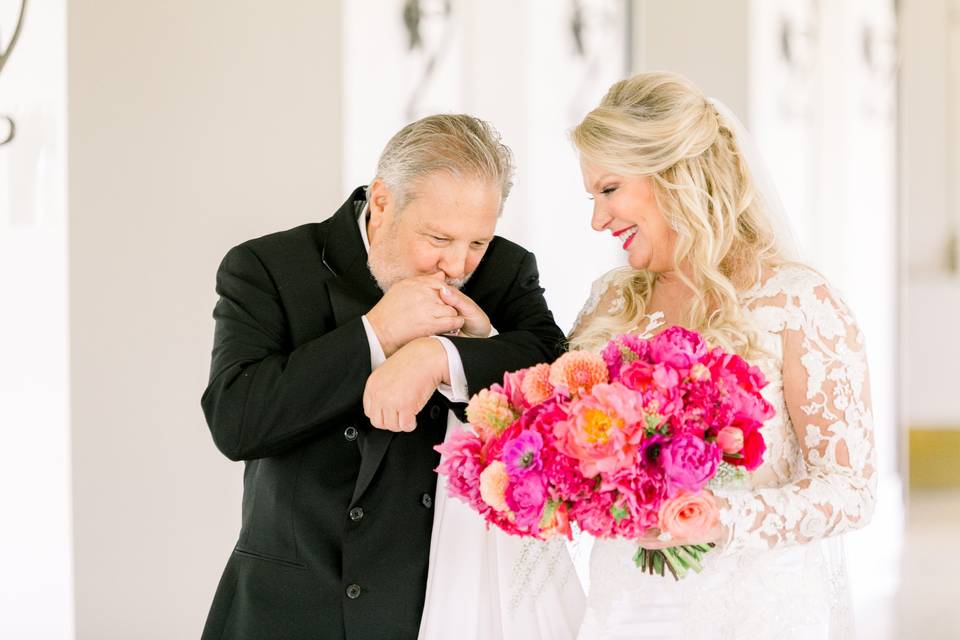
[200,187,565,640]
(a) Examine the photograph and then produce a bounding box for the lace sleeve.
[713,277,877,554]
[568,269,627,341]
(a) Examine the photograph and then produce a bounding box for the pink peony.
[569,490,618,537]
[553,382,647,477]
[602,465,666,533]
[660,433,721,495]
[435,429,489,515]
[505,471,548,528]
[649,326,707,369]
[549,351,609,396]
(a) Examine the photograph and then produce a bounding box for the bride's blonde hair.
[569,72,784,356]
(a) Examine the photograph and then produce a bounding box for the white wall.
[634,0,750,119]
[0,1,74,638]
[67,1,342,637]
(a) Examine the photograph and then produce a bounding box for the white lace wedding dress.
[574,264,877,640]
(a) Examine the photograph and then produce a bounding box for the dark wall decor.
[0,0,27,146]
[402,0,455,121]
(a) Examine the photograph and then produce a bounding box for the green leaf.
[538,499,559,529]
[610,504,629,523]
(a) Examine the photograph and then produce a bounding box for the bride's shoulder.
[743,262,832,302]
[577,267,634,321]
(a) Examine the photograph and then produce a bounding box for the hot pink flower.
[501,369,530,410]
[435,430,488,514]
[660,433,721,495]
[649,326,707,369]
[553,382,647,477]
[505,471,548,528]
[602,334,650,380]
[737,428,766,471]
[502,431,544,477]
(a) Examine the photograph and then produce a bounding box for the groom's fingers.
[398,410,416,432]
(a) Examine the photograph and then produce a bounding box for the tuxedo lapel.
[322,188,395,505]
[322,187,384,325]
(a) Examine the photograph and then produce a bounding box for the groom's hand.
[367,273,464,357]
[363,337,449,432]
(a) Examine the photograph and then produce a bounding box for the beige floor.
[854,489,960,639]
[892,489,960,639]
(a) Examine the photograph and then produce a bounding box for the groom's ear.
[367,178,393,234]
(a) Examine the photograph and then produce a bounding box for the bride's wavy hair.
[569,71,784,356]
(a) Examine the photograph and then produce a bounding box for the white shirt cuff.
[431,336,470,402]
[360,315,387,370]
[431,326,499,402]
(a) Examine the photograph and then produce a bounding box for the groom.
[200,114,565,640]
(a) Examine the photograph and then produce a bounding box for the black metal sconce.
[0,0,28,147]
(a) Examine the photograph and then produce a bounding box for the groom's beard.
[367,224,472,292]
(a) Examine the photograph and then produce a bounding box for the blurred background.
[0,0,956,638]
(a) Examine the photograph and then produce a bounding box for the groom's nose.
[438,246,469,282]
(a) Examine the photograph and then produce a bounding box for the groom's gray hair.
[370,114,515,214]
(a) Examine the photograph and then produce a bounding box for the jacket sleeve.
[445,250,565,396]
[201,244,371,461]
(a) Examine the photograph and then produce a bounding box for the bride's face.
[580,161,677,273]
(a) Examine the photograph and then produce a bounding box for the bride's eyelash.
[587,186,618,201]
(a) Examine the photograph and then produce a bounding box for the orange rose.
[657,491,719,541]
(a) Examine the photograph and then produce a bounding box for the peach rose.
[658,491,719,541]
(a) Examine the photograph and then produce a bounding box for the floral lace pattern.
[574,264,876,640]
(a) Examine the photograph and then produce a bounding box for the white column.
[0,1,74,638]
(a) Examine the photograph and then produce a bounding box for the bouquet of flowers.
[435,326,775,580]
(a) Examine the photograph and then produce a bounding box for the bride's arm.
[711,279,877,553]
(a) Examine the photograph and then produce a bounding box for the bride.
[568,71,876,639]
[420,71,876,640]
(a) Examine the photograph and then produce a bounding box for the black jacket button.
[421,493,433,509]
[344,426,358,441]
[346,584,361,599]
[349,507,364,522]
[430,405,442,420]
